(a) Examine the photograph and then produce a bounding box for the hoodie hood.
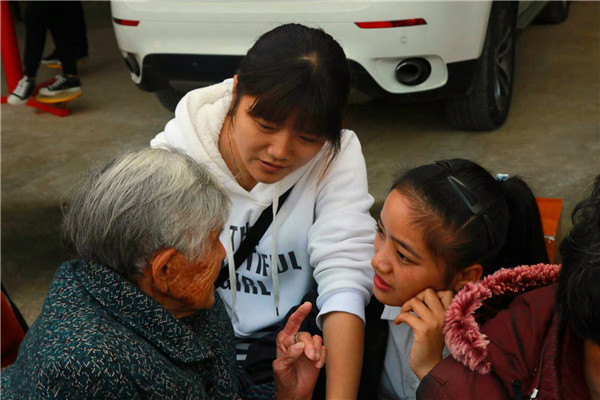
[443,263,561,375]
[163,79,235,184]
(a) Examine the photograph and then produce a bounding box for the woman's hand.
[273,302,327,400]
[394,289,453,380]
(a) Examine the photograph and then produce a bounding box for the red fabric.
[1,293,25,368]
[418,278,590,400]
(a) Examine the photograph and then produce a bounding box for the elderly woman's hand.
[272,302,326,400]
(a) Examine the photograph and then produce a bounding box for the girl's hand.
[394,289,454,380]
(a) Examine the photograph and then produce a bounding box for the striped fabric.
[235,330,273,362]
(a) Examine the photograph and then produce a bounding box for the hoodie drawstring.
[226,182,282,320]
[271,182,280,316]
[225,232,238,323]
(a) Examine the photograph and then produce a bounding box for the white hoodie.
[151,80,375,339]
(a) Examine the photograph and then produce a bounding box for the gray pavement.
[2,2,598,324]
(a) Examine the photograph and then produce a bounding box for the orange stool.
[536,197,563,264]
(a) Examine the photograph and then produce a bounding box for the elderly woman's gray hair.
[62,147,229,281]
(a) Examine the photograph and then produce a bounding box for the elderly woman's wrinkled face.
[168,230,226,311]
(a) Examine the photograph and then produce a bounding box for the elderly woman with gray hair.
[1,148,326,400]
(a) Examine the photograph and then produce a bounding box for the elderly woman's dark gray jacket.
[1,259,261,399]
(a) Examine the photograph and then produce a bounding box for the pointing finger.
[280,302,312,342]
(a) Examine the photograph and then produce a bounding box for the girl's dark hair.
[556,175,600,345]
[230,23,350,157]
[392,159,548,281]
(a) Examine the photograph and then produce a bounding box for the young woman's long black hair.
[556,175,600,344]
[391,159,548,281]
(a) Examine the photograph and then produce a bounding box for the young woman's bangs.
[247,79,340,141]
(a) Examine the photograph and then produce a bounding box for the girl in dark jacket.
[417,176,600,400]
[359,159,549,400]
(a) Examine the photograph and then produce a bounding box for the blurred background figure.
[8,1,88,105]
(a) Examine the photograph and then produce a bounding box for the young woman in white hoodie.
[151,24,375,398]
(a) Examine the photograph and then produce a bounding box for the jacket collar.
[72,259,214,364]
[443,263,561,374]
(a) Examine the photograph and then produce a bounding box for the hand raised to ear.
[394,289,454,380]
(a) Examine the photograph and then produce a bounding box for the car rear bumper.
[132,54,243,92]
[127,52,478,102]
[112,1,491,95]
[349,58,479,102]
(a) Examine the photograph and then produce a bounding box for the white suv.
[111,1,568,130]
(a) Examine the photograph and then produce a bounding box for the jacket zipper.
[529,336,549,399]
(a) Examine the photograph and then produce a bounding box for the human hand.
[394,289,453,380]
[273,302,327,400]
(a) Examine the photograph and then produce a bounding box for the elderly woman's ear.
[140,246,221,319]
[149,248,179,293]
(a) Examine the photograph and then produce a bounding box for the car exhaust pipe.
[395,58,431,86]
[124,53,140,77]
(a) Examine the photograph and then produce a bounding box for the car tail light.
[355,19,426,29]
[113,18,140,27]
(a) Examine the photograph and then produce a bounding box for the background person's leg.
[23,1,52,77]
[72,1,89,59]
[45,0,88,64]
[8,1,51,104]
[39,2,83,96]
[50,2,80,76]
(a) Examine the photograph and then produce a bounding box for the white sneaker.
[7,76,36,105]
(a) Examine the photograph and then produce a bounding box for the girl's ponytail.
[489,176,549,269]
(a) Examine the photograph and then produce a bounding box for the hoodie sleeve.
[308,130,376,327]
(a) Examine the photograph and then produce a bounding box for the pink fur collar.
[443,263,561,374]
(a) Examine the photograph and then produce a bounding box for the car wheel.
[444,2,516,131]
[534,1,570,24]
[155,88,185,112]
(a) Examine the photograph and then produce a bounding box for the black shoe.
[7,76,36,105]
[41,49,59,65]
[39,75,81,97]
[41,49,88,65]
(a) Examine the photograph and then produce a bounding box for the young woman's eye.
[257,121,276,131]
[299,135,317,143]
[396,251,410,263]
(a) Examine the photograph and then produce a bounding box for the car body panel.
[111,1,546,98]
[112,1,493,94]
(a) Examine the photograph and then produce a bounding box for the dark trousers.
[23,1,88,77]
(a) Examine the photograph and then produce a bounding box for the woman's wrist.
[412,359,441,381]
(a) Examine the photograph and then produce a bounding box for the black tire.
[444,2,516,131]
[155,88,185,112]
[534,1,569,24]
